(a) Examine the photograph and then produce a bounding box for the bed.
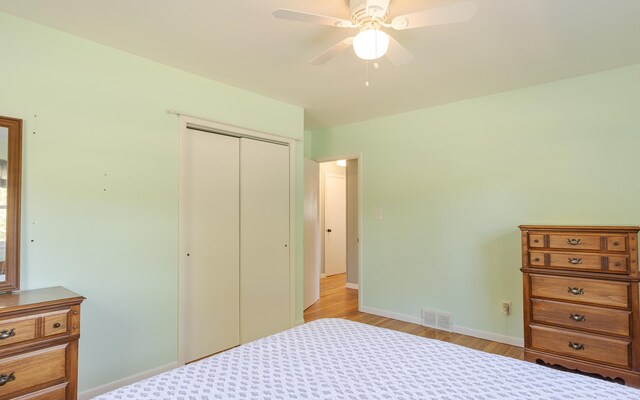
[95,318,640,399]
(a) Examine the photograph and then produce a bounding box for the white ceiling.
[1,0,639,129]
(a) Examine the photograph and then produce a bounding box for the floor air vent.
[421,309,453,332]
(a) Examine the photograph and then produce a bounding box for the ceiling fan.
[273,0,477,66]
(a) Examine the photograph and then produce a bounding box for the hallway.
[304,273,524,360]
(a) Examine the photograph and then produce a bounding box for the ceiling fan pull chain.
[365,60,370,87]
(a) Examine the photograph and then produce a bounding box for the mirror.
[0,116,22,292]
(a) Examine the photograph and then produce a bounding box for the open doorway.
[304,157,360,320]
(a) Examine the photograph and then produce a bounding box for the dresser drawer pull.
[0,328,15,340]
[53,323,61,328]
[569,313,586,322]
[567,238,582,246]
[568,287,584,295]
[568,258,582,265]
[613,241,620,246]
[0,372,15,386]
[568,342,585,351]
[534,258,540,262]
[614,262,622,267]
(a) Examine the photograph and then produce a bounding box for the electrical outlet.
[501,301,512,316]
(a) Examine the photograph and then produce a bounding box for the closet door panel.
[240,138,290,343]
[183,129,240,361]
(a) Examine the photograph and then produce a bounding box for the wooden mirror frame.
[0,116,22,292]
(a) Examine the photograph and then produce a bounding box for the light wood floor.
[304,273,524,360]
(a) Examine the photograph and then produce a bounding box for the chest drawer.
[0,317,37,348]
[0,345,67,399]
[529,252,629,274]
[530,274,629,308]
[607,236,627,252]
[530,325,630,368]
[548,234,603,250]
[531,298,630,336]
[529,233,629,252]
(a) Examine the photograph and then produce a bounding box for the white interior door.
[240,138,290,343]
[304,158,320,310]
[181,129,240,362]
[324,173,347,276]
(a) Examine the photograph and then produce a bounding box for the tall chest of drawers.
[520,225,640,387]
[0,287,85,400]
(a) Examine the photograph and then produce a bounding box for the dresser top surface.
[0,286,84,312]
[519,225,640,232]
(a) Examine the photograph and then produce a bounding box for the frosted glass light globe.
[353,28,389,60]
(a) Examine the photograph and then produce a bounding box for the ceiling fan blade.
[309,37,355,65]
[273,9,355,28]
[391,1,478,30]
[385,35,414,66]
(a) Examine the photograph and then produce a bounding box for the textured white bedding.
[95,318,640,399]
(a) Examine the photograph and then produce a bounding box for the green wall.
[0,12,304,392]
[311,64,640,342]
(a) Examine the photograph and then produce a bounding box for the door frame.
[314,154,363,312]
[178,115,297,365]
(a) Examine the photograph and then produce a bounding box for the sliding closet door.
[182,129,240,362]
[240,138,290,343]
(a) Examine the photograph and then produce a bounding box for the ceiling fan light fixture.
[352,28,389,60]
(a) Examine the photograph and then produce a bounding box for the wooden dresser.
[0,287,84,400]
[520,225,640,387]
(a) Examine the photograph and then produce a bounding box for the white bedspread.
[95,318,640,399]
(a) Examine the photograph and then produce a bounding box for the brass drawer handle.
[568,258,582,265]
[568,342,585,351]
[0,372,15,386]
[53,323,61,329]
[615,261,622,267]
[533,239,540,243]
[567,238,582,246]
[0,329,15,340]
[533,257,540,262]
[569,313,586,322]
[568,287,584,295]
[613,241,620,246]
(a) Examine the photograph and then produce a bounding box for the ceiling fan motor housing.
[350,0,390,25]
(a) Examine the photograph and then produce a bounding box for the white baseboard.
[360,306,523,347]
[453,325,524,347]
[345,282,359,290]
[360,306,421,324]
[78,361,181,400]
[320,273,327,278]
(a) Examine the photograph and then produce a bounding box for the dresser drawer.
[529,252,629,274]
[531,298,630,336]
[0,345,67,398]
[529,233,630,252]
[530,274,629,308]
[0,316,37,348]
[548,234,603,251]
[530,325,630,368]
[13,383,66,400]
[42,311,68,338]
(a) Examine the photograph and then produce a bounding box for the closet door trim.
[178,115,297,365]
